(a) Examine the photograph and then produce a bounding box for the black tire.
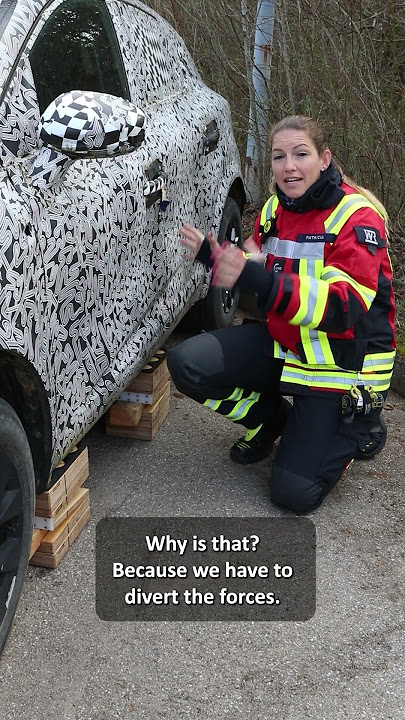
[0,399,35,656]
[188,196,243,330]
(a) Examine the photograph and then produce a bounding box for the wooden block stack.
[105,349,170,440]
[29,446,90,569]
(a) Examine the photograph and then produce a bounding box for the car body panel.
[0,0,244,481]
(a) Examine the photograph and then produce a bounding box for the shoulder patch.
[354,226,386,255]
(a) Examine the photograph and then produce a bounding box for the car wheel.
[0,399,35,656]
[188,197,243,331]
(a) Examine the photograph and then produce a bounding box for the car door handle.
[143,174,167,196]
[203,120,220,154]
[143,159,167,208]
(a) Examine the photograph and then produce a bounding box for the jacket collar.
[275,162,345,213]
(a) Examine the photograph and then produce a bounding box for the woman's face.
[271,129,331,199]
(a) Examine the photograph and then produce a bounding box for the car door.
[109,0,215,320]
[0,0,163,460]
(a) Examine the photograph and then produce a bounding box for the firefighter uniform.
[168,166,396,514]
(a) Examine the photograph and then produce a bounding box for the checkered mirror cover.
[39,90,145,156]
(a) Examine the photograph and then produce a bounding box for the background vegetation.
[144,0,405,343]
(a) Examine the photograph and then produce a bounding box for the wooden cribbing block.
[126,352,169,395]
[34,485,89,531]
[30,528,47,559]
[105,380,170,440]
[35,446,89,517]
[108,399,145,428]
[30,490,90,569]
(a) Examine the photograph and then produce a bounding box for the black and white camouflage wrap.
[0,0,243,481]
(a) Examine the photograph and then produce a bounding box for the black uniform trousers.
[168,322,384,514]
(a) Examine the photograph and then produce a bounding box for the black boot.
[355,415,387,460]
[230,399,290,465]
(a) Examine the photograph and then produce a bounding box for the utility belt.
[341,382,385,424]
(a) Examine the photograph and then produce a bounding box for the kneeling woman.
[168,115,396,514]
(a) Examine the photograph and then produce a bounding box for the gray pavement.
[0,327,404,720]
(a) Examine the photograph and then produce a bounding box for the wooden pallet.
[106,380,170,440]
[30,489,90,569]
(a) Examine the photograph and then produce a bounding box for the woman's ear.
[321,148,332,171]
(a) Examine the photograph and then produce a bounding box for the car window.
[29,0,129,114]
[111,1,192,105]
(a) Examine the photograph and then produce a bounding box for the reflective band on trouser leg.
[203,387,244,412]
[203,399,222,411]
[224,391,261,422]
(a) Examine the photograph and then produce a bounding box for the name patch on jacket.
[354,226,385,254]
[296,233,335,244]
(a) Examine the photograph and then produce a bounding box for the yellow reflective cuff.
[322,265,376,309]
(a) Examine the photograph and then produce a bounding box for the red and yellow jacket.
[239,184,396,394]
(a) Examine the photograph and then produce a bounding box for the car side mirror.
[38,90,146,158]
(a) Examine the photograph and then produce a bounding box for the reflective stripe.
[361,351,396,371]
[292,276,328,328]
[224,391,260,421]
[322,265,376,308]
[273,340,286,359]
[300,327,335,364]
[226,387,244,401]
[262,236,325,259]
[324,193,383,235]
[203,386,244,411]
[281,364,393,392]
[260,195,279,228]
[203,399,222,411]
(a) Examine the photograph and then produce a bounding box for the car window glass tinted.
[29,0,129,113]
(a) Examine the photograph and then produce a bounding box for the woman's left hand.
[211,242,246,288]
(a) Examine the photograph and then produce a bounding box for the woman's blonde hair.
[269,115,388,225]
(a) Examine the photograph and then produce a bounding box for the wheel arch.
[227,177,246,215]
[0,351,52,493]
